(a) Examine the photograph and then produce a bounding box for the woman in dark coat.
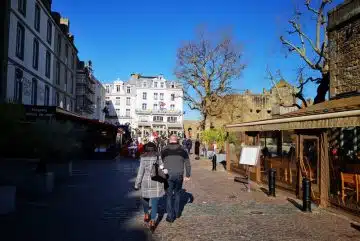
[134,142,165,232]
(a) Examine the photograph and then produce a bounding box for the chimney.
[60,18,70,34]
[131,73,139,79]
[51,12,61,25]
[41,0,52,11]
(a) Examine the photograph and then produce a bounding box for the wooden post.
[225,141,231,171]
[296,134,301,198]
[319,130,330,207]
[255,132,261,183]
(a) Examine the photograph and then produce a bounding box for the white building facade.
[104,74,184,137]
[6,0,77,110]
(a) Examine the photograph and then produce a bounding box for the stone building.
[328,0,360,98]
[104,74,184,138]
[207,80,297,128]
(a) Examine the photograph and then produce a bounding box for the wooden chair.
[340,172,358,204]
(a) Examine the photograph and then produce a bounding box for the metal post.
[302,177,312,212]
[268,168,276,197]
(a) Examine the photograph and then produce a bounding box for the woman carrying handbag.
[134,142,168,232]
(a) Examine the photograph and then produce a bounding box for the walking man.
[161,134,191,222]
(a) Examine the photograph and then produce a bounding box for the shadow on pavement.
[155,189,194,227]
[351,223,360,232]
[287,197,303,211]
[0,159,154,241]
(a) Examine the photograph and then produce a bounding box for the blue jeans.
[166,175,183,220]
[142,197,160,221]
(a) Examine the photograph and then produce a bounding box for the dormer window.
[143,82,147,88]
[126,86,131,93]
[154,82,158,88]
[160,82,164,88]
[171,83,175,88]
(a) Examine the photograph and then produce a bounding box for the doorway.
[299,135,320,202]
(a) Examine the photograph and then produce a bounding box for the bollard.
[302,177,312,212]
[268,168,276,197]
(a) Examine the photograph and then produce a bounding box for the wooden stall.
[226,96,360,210]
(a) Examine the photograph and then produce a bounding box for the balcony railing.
[105,115,131,119]
[135,109,182,115]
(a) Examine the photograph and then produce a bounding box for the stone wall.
[206,81,297,128]
[328,0,360,98]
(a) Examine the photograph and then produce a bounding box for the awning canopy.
[226,96,360,132]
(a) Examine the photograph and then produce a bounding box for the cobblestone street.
[1,157,360,241]
[134,157,360,241]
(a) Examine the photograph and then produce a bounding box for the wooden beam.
[319,130,330,207]
[225,141,231,171]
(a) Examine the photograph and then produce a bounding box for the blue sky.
[53,0,342,120]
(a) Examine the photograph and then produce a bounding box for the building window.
[170,104,175,110]
[168,117,177,123]
[44,86,50,105]
[32,38,39,69]
[106,85,110,93]
[64,69,68,91]
[70,75,74,94]
[71,53,75,69]
[14,68,23,104]
[126,86,131,93]
[70,100,73,112]
[160,93,164,100]
[154,82,158,88]
[47,20,52,44]
[160,82,164,88]
[31,78,37,105]
[34,4,41,31]
[142,103,147,110]
[55,61,60,85]
[171,83,175,88]
[115,109,120,115]
[171,94,175,101]
[115,97,120,105]
[153,104,158,110]
[153,116,163,122]
[57,34,61,54]
[126,109,130,117]
[116,85,121,92]
[126,97,130,105]
[64,97,67,110]
[45,51,51,78]
[142,92,147,100]
[143,82,147,88]
[18,0,26,16]
[16,23,25,60]
[154,93,158,100]
[65,44,68,58]
[55,92,60,106]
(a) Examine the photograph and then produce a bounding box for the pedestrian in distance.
[161,134,191,222]
[134,142,165,232]
[194,139,200,160]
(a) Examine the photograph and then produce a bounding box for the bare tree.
[175,28,246,130]
[266,66,311,109]
[280,0,333,104]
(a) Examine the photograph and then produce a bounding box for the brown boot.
[149,220,156,233]
[144,213,150,223]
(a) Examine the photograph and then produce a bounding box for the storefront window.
[329,127,360,211]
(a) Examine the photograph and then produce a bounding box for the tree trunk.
[314,72,330,104]
[200,113,207,131]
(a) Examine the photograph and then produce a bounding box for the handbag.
[151,155,167,183]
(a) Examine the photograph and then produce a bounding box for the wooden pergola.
[225,96,360,207]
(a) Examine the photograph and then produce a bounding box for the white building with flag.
[104,74,184,138]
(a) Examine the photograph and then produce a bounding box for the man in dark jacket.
[161,134,191,222]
